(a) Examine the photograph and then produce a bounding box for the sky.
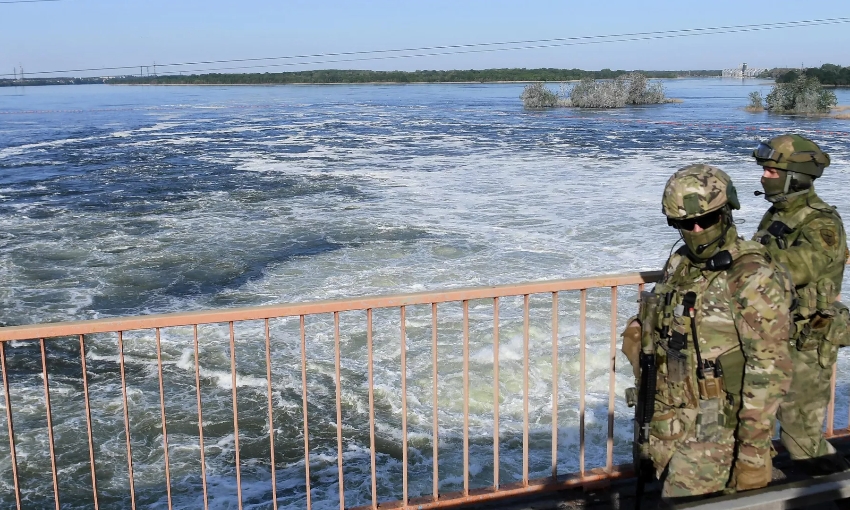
[1,0,849,78]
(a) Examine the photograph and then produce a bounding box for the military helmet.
[752,134,830,177]
[662,164,740,220]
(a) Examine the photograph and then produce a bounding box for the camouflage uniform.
[751,135,850,469]
[623,165,793,498]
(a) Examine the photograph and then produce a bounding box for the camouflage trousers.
[778,347,836,459]
[655,436,735,497]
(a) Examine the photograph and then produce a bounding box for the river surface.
[1,79,849,509]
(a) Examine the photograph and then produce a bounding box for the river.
[0,79,849,508]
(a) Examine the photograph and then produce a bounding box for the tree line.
[106,68,720,85]
[0,77,106,87]
[775,64,850,87]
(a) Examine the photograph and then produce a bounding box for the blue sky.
[2,0,849,78]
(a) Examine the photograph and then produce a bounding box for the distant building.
[722,62,767,78]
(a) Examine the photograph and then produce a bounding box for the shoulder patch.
[821,228,837,246]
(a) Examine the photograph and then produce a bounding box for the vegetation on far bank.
[0,77,106,87]
[107,68,719,85]
[747,75,837,115]
[0,68,721,87]
[776,64,850,87]
[521,73,672,109]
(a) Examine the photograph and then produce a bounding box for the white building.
[722,63,767,78]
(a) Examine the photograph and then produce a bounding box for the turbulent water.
[0,80,849,509]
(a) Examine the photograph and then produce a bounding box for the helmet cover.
[662,164,740,220]
[752,134,830,177]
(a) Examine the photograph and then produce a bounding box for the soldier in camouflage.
[622,164,793,499]
[751,134,850,474]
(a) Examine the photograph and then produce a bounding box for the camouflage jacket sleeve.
[767,215,846,287]
[728,254,793,466]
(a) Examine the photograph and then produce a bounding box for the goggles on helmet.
[754,142,778,162]
[753,141,829,165]
[667,210,723,231]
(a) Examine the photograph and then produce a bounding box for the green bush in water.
[765,75,837,114]
[520,82,560,108]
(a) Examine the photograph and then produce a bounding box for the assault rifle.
[633,291,660,510]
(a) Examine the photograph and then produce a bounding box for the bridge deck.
[470,438,850,510]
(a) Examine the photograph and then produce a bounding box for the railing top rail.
[0,270,663,342]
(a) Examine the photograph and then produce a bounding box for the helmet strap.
[768,171,807,204]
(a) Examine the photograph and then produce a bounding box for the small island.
[520,73,678,108]
[745,64,849,118]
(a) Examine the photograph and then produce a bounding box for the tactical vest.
[644,240,767,460]
[754,194,849,358]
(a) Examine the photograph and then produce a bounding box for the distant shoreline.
[110,78,713,86]
[1,68,725,88]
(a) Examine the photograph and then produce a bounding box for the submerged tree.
[747,91,764,111]
[569,73,667,108]
[520,82,561,108]
[520,73,668,109]
[763,75,837,114]
[568,77,627,108]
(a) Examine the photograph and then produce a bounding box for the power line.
[177,19,850,75]
[0,0,61,4]
[2,17,848,78]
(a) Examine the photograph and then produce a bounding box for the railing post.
[192,325,209,510]
[117,331,137,510]
[368,309,378,509]
[522,294,530,487]
[333,312,344,510]
[229,322,243,510]
[1,341,22,509]
[154,329,173,510]
[492,298,500,490]
[607,287,618,472]
[551,292,559,479]
[463,300,470,496]
[39,338,60,510]
[300,316,312,510]
[579,289,587,478]
[431,303,439,502]
[79,334,99,510]
[401,306,409,506]
[264,319,278,510]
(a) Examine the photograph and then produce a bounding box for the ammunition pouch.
[805,301,850,368]
[832,302,850,347]
[665,344,688,385]
[794,314,839,369]
[796,285,817,319]
[697,374,722,401]
[696,398,722,442]
[793,276,843,367]
[695,359,730,441]
[794,319,816,351]
[717,349,745,430]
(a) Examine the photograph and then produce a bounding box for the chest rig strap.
[758,201,838,250]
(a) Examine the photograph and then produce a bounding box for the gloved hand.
[728,455,772,491]
[757,233,781,253]
[621,319,641,379]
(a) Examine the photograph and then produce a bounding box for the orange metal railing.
[0,269,847,510]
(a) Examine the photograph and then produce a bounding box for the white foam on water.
[1,82,849,508]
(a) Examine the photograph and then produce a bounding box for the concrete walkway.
[465,438,850,510]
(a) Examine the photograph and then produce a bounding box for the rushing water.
[1,80,849,509]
